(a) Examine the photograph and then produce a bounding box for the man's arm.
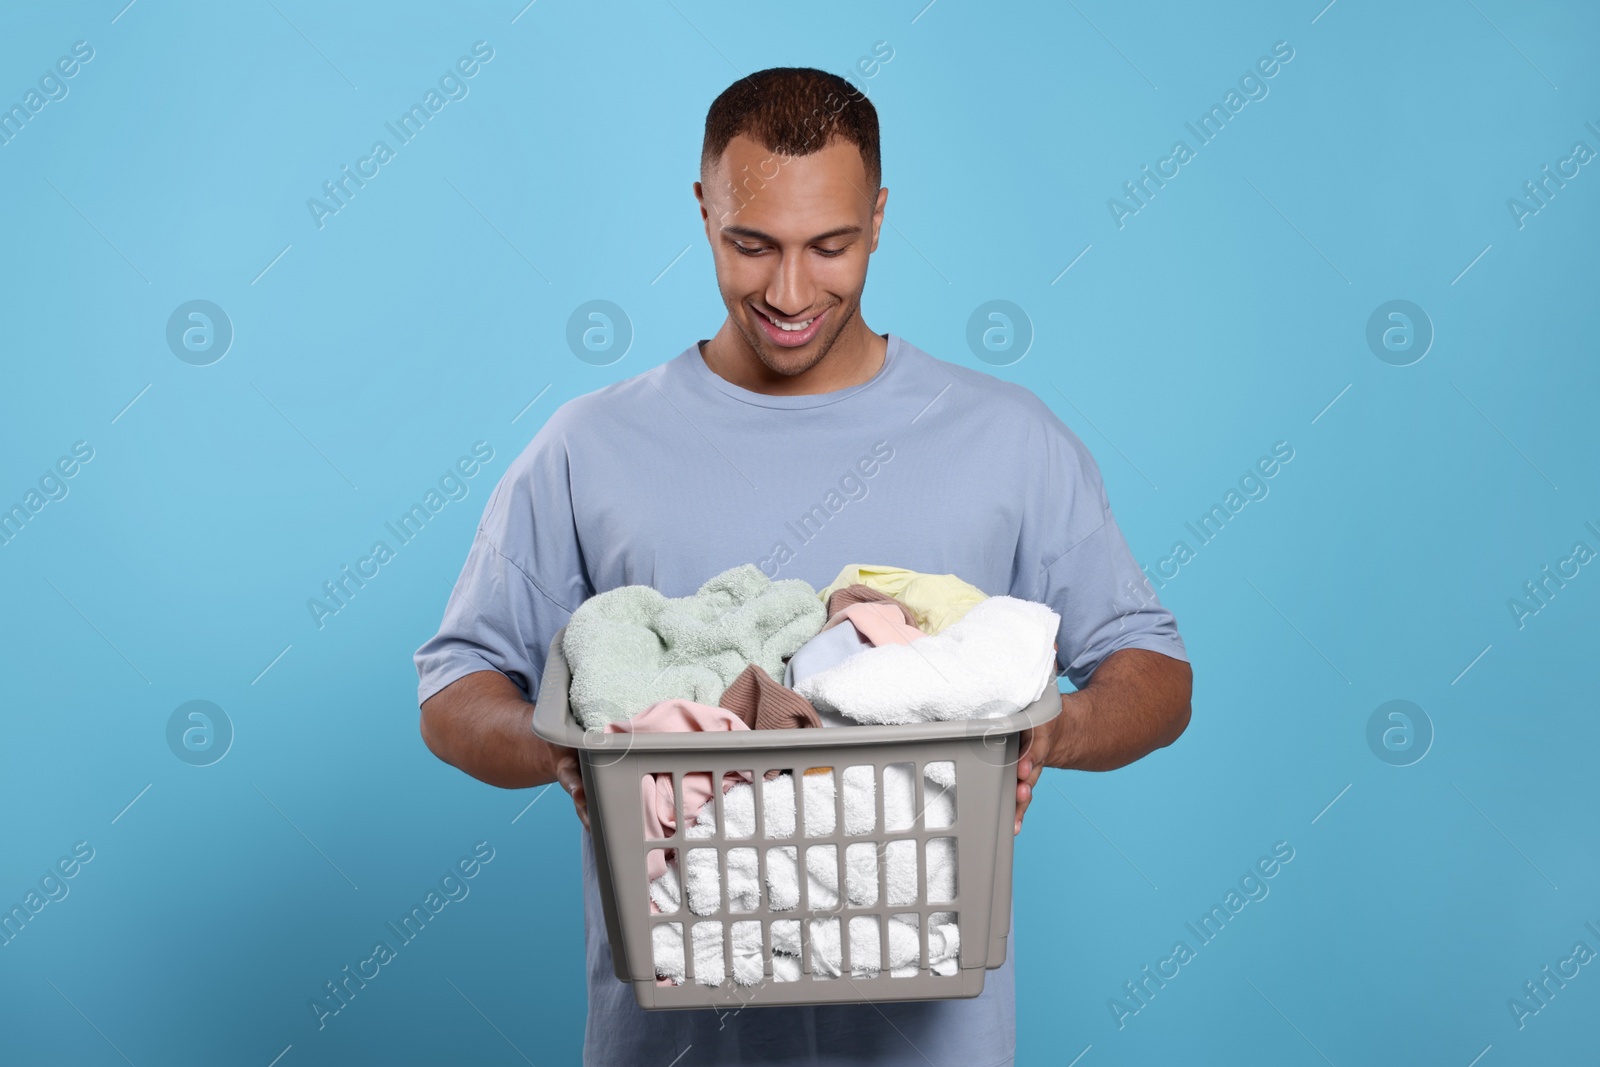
[1014,648,1192,832]
[1049,647,1192,771]
[419,669,591,828]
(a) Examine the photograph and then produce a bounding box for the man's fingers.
[1014,723,1050,835]
[553,752,591,831]
[1021,646,1057,837]
[1017,728,1037,782]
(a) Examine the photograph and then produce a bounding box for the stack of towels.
[559,562,1061,985]
[650,760,961,983]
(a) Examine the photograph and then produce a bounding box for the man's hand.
[421,670,593,829]
[1011,648,1192,836]
[1013,714,1058,835]
[1014,641,1062,835]
[552,745,590,832]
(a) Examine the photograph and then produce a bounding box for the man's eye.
[734,243,765,256]
[817,247,846,257]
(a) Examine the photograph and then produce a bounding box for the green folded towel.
[562,563,827,730]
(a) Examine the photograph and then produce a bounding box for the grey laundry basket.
[532,624,1063,1011]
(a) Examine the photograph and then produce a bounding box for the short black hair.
[701,67,881,191]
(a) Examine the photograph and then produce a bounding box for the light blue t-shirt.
[414,333,1187,1066]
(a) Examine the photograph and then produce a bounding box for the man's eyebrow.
[721,224,863,243]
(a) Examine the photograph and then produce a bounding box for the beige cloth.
[719,663,821,731]
[817,564,988,635]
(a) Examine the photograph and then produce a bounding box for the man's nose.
[765,252,816,316]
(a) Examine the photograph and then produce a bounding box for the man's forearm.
[419,669,562,789]
[1049,648,1192,772]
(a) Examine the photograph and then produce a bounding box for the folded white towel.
[650,762,962,984]
[792,596,1060,724]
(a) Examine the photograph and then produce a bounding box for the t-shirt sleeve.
[413,421,592,706]
[1011,402,1188,690]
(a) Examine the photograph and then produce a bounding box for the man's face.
[696,134,887,376]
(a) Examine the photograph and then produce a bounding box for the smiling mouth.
[753,305,827,347]
[759,308,817,331]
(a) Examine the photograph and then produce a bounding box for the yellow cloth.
[816,564,988,636]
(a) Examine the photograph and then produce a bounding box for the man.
[415,66,1191,1066]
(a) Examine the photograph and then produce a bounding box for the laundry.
[786,912,962,981]
[718,663,821,731]
[649,762,961,984]
[816,564,989,636]
[603,700,753,882]
[651,917,767,987]
[823,583,921,631]
[563,563,826,729]
[783,619,871,692]
[780,591,924,699]
[651,912,962,985]
[794,595,1060,724]
[821,600,924,648]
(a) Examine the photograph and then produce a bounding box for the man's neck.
[699,324,887,396]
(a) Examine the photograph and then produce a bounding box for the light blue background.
[2,1,1596,1064]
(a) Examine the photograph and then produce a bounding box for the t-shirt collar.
[682,333,903,409]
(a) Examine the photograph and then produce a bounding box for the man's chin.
[739,324,822,376]
[742,307,853,374]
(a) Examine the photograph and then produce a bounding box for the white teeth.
[765,312,815,332]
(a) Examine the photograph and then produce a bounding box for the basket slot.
[689,767,715,837]
[761,771,796,840]
[727,847,757,913]
[684,848,721,914]
[722,770,753,839]
[653,921,684,983]
[884,762,915,832]
[928,911,958,976]
[849,915,880,978]
[890,912,918,977]
[843,763,875,836]
[884,839,917,906]
[926,838,957,904]
[731,919,762,985]
[844,842,879,907]
[771,919,800,981]
[808,917,840,980]
[801,766,835,837]
[641,772,674,842]
[766,846,798,911]
[805,845,838,911]
[692,921,723,985]
[646,848,679,914]
[925,760,957,829]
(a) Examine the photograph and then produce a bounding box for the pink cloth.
[604,700,753,884]
[819,601,925,647]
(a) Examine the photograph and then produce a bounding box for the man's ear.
[868,185,888,253]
